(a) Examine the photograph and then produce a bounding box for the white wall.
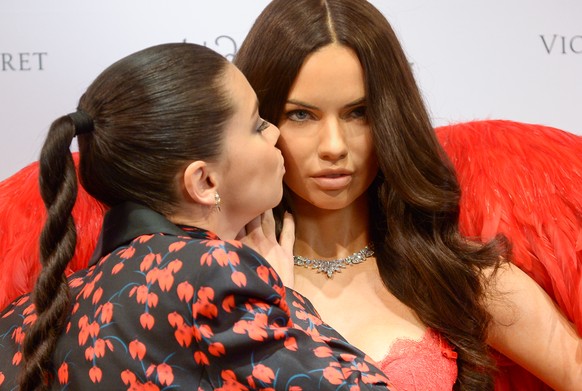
[1,0,580,181]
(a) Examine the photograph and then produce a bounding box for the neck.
[168,203,242,240]
[291,194,371,259]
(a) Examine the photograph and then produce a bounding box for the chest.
[294,262,427,361]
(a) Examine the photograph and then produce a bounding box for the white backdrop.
[1,0,581,181]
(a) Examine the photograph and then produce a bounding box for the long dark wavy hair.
[21,43,233,390]
[235,1,509,389]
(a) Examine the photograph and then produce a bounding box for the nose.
[318,117,347,161]
[267,121,281,145]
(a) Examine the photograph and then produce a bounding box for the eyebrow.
[286,97,366,110]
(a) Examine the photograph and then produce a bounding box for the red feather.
[0,152,106,310]
[436,119,582,390]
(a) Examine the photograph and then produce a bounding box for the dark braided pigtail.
[19,115,80,390]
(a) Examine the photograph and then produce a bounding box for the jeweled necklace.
[293,244,374,278]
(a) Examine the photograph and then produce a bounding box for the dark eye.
[350,106,367,120]
[287,109,311,122]
[257,119,270,133]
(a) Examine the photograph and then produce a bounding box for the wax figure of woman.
[0,43,394,390]
[235,1,582,390]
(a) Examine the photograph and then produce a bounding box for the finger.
[261,209,276,240]
[235,226,247,241]
[278,212,295,254]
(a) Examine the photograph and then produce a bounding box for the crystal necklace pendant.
[293,245,374,278]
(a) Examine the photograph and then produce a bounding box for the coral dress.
[377,329,458,391]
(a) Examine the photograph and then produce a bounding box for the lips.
[311,170,353,190]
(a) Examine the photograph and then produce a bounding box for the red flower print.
[121,369,137,386]
[140,312,155,330]
[340,353,357,362]
[89,321,100,338]
[69,276,84,288]
[147,292,159,308]
[0,372,5,386]
[146,268,160,284]
[201,252,213,266]
[12,351,22,365]
[233,318,268,341]
[89,365,103,383]
[129,339,146,360]
[169,241,187,252]
[322,364,344,385]
[208,342,226,356]
[140,253,158,271]
[203,240,224,248]
[227,251,240,266]
[252,364,275,384]
[146,364,156,378]
[85,346,95,361]
[212,248,229,266]
[256,265,270,284]
[289,387,303,391]
[231,271,247,287]
[314,346,333,358]
[157,267,175,292]
[174,323,193,347]
[222,294,235,312]
[94,339,107,358]
[354,361,370,372]
[118,246,136,259]
[177,281,194,302]
[157,363,174,385]
[79,280,96,300]
[168,259,183,273]
[134,285,149,304]
[216,370,249,391]
[284,336,298,351]
[111,261,124,274]
[225,240,243,248]
[137,234,154,243]
[100,302,114,323]
[92,287,103,304]
[1,309,14,319]
[11,326,25,344]
[199,324,214,339]
[23,313,37,326]
[194,351,209,365]
[167,311,184,328]
[192,287,218,319]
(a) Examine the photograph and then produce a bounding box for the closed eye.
[257,119,270,133]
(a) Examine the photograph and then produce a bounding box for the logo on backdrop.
[1,52,47,71]
[540,35,582,54]
[184,35,238,61]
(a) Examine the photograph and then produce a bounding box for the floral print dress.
[0,202,394,390]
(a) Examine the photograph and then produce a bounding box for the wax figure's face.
[277,44,378,211]
[217,64,285,222]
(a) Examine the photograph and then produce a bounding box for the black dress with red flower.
[0,202,394,390]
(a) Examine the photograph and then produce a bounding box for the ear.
[182,161,218,207]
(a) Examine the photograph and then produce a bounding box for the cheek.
[278,135,307,168]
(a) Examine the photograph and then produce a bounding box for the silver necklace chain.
[293,244,374,278]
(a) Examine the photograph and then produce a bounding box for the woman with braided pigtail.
[0,43,397,390]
